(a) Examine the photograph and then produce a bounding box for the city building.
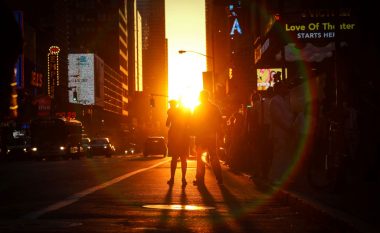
[252,0,360,109]
[4,0,134,136]
[66,0,129,124]
[206,0,254,114]
[136,0,168,135]
[127,0,143,95]
[4,0,70,121]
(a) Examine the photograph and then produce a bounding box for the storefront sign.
[56,112,76,120]
[33,96,51,117]
[31,71,43,87]
[254,39,269,64]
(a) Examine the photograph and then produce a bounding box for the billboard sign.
[33,96,51,117]
[256,68,287,91]
[68,54,95,105]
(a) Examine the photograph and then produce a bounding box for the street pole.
[210,3,216,98]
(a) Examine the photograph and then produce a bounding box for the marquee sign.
[47,46,60,98]
[285,21,356,40]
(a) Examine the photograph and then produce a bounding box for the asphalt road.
[0,154,359,232]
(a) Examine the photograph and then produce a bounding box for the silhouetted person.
[166,100,190,187]
[227,106,245,170]
[247,91,266,178]
[268,81,294,185]
[191,90,223,186]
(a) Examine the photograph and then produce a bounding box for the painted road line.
[23,158,170,220]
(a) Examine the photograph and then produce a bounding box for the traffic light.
[150,97,155,107]
[73,90,78,102]
[202,71,213,93]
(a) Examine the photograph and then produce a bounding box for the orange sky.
[165,0,206,109]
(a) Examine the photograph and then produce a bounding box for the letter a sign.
[230,18,243,36]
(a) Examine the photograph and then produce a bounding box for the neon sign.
[47,46,60,98]
[228,2,243,37]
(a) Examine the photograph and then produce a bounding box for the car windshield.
[91,138,109,144]
[82,138,90,144]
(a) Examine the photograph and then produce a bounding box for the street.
[0,154,357,233]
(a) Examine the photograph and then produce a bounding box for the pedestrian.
[268,81,294,186]
[227,105,245,170]
[247,91,265,178]
[191,90,223,186]
[166,100,190,187]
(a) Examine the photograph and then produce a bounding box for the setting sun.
[169,53,204,110]
[166,0,206,110]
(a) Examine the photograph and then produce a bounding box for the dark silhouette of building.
[136,0,168,135]
[206,0,254,114]
[66,0,129,119]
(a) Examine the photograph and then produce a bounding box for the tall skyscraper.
[137,0,167,133]
[127,0,143,94]
[205,0,231,108]
[66,0,129,119]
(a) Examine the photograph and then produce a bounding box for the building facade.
[206,0,255,114]
[136,0,168,135]
[66,0,129,122]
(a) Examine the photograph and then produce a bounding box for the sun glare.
[166,0,206,111]
[169,53,204,110]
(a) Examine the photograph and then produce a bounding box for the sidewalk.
[247,170,380,233]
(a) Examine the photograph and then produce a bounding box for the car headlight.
[32,147,37,152]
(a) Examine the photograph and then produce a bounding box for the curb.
[268,181,377,233]
[227,166,377,233]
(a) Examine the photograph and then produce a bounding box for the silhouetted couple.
[166,90,223,187]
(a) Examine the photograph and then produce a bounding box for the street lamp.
[178,50,215,97]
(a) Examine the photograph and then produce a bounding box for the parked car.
[124,142,138,155]
[89,137,115,157]
[4,136,31,160]
[1,127,31,160]
[143,136,167,157]
[81,137,91,156]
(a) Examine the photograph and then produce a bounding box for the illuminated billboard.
[68,54,95,105]
[256,68,287,91]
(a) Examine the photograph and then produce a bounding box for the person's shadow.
[154,185,192,232]
[218,185,261,232]
[172,186,191,232]
[196,184,233,232]
[155,184,173,230]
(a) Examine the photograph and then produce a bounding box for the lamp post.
[178,50,215,97]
